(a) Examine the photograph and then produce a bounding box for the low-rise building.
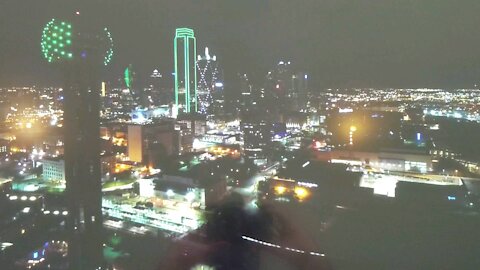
[43,154,116,182]
[138,170,227,210]
[315,149,433,173]
[0,139,9,154]
[42,157,65,181]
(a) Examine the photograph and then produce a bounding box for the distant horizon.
[1,82,479,91]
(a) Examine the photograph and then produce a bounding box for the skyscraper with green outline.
[174,28,197,114]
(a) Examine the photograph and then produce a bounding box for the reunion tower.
[41,11,113,269]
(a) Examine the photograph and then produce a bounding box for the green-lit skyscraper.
[174,28,197,114]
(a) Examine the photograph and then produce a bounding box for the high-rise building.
[41,14,113,269]
[196,47,220,114]
[210,80,225,117]
[291,72,309,112]
[241,111,272,166]
[141,69,164,107]
[102,86,138,120]
[226,73,252,116]
[127,121,181,166]
[264,61,310,113]
[124,64,134,89]
[174,28,197,114]
[239,73,253,111]
[266,61,292,108]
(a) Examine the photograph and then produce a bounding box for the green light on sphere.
[41,19,73,63]
[41,19,114,65]
[103,28,114,66]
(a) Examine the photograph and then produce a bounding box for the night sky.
[1,0,480,89]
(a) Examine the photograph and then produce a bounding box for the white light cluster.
[241,235,326,257]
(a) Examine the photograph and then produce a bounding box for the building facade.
[316,150,433,173]
[42,157,65,182]
[241,116,272,165]
[127,122,181,166]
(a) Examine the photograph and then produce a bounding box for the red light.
[314,141,321,148]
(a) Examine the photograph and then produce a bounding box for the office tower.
[174,28,197,114]
[239,73,253,111]
[127,121,181,167]
[124,64,134,89]
[266,61,292,107]
[265,61,309,113]
[41,15,113,269]
[241,112,272,166]
[196,47,220,114]
[211,70,225,117]
[140,69,162,107]
[291,72,309,112]
[225,72,251,116]
[123,65,140,106]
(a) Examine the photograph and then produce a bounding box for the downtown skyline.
[1,2,480,269]
[1,0,480,89]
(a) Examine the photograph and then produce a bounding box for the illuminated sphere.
[41,18,114,66]
[41,19,74,63]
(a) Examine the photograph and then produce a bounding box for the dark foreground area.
[114,197,480,270]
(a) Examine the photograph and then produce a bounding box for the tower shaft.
[63,57,104,269]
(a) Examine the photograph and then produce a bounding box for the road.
[232,162,280,211]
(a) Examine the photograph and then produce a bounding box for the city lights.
[241,235,326,257]
[1,5,480,269]
[294,187,309,200]
[349,125,357,145]
[274,185,287,195]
